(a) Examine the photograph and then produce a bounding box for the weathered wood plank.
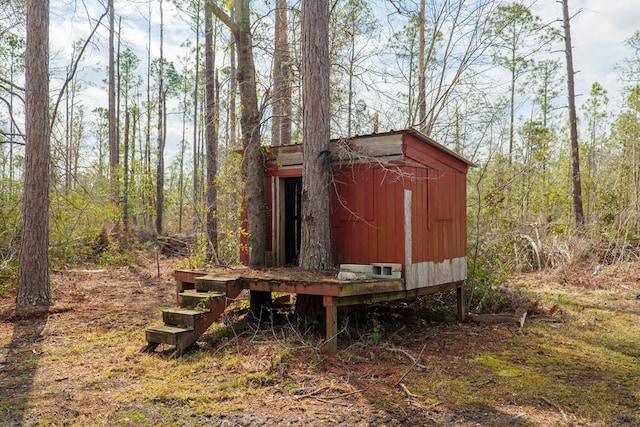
[195,275,242,292]
[178,290,225,309]
[338,279,404,297]
[162,308,208,329]
[173,270,208,285]
[145,324,193,346]
[334,281,463,307]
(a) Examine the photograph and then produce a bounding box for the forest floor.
[1,254,639,426]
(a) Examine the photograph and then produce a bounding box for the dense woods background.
[2,0,640,304]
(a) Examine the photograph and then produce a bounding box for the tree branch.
[205,0,239,35]
[0,76,24,93]
[0,94,25,137]
[0,131,25,145]
[50,4,109,134]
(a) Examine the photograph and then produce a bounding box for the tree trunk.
[562,0,585,232]
[296,0,332,324]
[299,0,332,271]
[417,0,426,133]
[192,6,201,231]
[155,0,165,235]
[123,111,130,226]
[144,1,153,228]
[229,32,237,149]
[205,6,218,261]
[17,0,51,306]
[271,0,292,146]
[236,1,266,266]
[108,0,118,204]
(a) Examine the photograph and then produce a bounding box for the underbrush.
[0,259,17,297]
[466,233,640,316]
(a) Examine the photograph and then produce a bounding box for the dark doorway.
[284,177,302,265]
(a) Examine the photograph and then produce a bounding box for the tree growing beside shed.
[296,0,333,325]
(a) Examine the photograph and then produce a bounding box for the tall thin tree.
[417,0,426,133]
[562,0,584,231]
[192,0,201,230]
[17,0,51,305]
[108,0,118,203]
[205,5,219,261]
[155,0,165,234]
[271,0,292,146]
[299,0,331,270]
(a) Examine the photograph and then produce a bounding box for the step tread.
[180,289,225,298]
[163,307,210,315]
[197,274,241,282]
[146,324,193,334]
[162,307,210,328]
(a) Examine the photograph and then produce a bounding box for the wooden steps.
[143,272,244,357]
[145,324,195,347]
[162,307,210,329]
[178,290,225,309]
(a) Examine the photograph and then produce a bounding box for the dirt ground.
[1,255,639,426]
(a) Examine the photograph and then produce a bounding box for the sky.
[533,0,640,103]
[44,0,640,163]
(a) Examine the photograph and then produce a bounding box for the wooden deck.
[173,268,465,352]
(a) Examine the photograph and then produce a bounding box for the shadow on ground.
[0,306,50,426]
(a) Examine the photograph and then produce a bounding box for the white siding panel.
[404,257,467,289]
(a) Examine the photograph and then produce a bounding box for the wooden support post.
[250,290,272,321]
[456,282,465,322]
[323,296,338,353]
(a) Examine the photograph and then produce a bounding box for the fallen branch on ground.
[387,346,429,369]
[391,344,428,387]
[398,382,419,398]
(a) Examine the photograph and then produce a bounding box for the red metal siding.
[408,166,466,264]
[331,163,406,266]
[400,133,467,264]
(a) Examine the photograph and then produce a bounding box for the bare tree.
[391,0,499,137]
[417,0,426,133]
[192,1,202,230]
[17,0,51,305]
[562,0,584,231]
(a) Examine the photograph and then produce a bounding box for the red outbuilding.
[262,128,471,291]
